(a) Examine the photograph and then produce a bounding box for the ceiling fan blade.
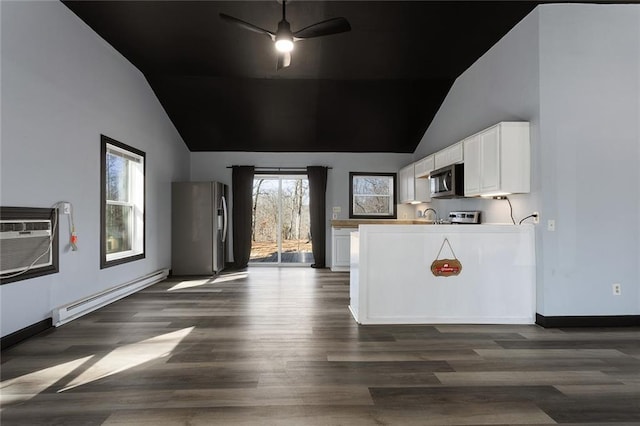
[277,52,292,70]
[219,13,275,40]
[293,17,351,39]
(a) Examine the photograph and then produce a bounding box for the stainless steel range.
[448,211,482,224]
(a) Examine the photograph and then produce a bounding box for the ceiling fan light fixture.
[275,37,294,52]
[275,19,294,52]
[220,0,350,69]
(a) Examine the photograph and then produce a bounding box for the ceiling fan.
[219,0,351,70]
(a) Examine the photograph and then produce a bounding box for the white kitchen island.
[349,224,536,325]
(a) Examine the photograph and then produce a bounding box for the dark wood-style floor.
[1,268,639,425]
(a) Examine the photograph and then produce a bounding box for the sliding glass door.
[249,175,314,265]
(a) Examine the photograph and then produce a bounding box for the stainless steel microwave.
[430,164,464,198]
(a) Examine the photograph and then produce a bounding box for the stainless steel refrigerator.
[171,181,228,275]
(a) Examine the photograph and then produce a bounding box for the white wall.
[190,151,414,264]
[537,5,640,316]
[0,1,190,337]
[413,4,640,317]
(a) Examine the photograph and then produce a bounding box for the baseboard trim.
[536,313,640,328]
[1,318,53,350]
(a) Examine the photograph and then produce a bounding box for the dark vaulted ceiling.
[62,1,544,153]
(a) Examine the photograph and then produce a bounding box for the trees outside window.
[250,175,313,264]
[349,172,397,219]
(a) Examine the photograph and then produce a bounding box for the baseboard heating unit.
[52,268,169,327]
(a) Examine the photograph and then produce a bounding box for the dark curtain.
[307,166,328,268]
[232,166,255,268]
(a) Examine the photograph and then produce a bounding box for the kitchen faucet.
[422,208,438,222]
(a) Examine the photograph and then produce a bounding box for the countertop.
[331,219,434,228]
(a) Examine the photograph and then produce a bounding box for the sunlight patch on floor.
[213,272,249,283]
[167,272,249,291]
[168,279,215,291]
[0,355,94,407]
[58,327,194,392]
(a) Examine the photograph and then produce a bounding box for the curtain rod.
[226,166,332,170]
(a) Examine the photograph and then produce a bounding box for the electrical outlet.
[547,219,555,231]
[612,283,621,296]
[533,212,540,224]
[62,203,71,215]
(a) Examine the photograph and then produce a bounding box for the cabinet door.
[463,136,481,196]
[480,126,500,192]
[434,149,448,170]
[333,230,351,269]
[434,142,463,170]
[499,122,530,194]
[448,141,464,165]
[406,165,415,201]
[398,166,407,203]
[415,176,430,202]
[398,165,415,203]
[414,155,434,178]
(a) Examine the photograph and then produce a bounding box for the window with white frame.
[101,135,145,268]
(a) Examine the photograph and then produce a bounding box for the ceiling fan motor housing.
[275,20,294,51]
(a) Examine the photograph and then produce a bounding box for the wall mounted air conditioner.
[0,220,52,275]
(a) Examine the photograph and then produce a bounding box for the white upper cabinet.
[413,155,433,202]
[463,122,530,197]
[398,163,430,204]
[398,164,415,204]
[463,135,481,195]
[434,141,464,170]
[414,155,434,178]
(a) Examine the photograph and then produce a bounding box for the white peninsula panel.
[350,224,536,324]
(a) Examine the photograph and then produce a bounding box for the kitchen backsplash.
[409,193,535,224]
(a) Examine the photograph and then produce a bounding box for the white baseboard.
[52,268,169,327]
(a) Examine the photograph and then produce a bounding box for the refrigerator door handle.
[221,195,228,243]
